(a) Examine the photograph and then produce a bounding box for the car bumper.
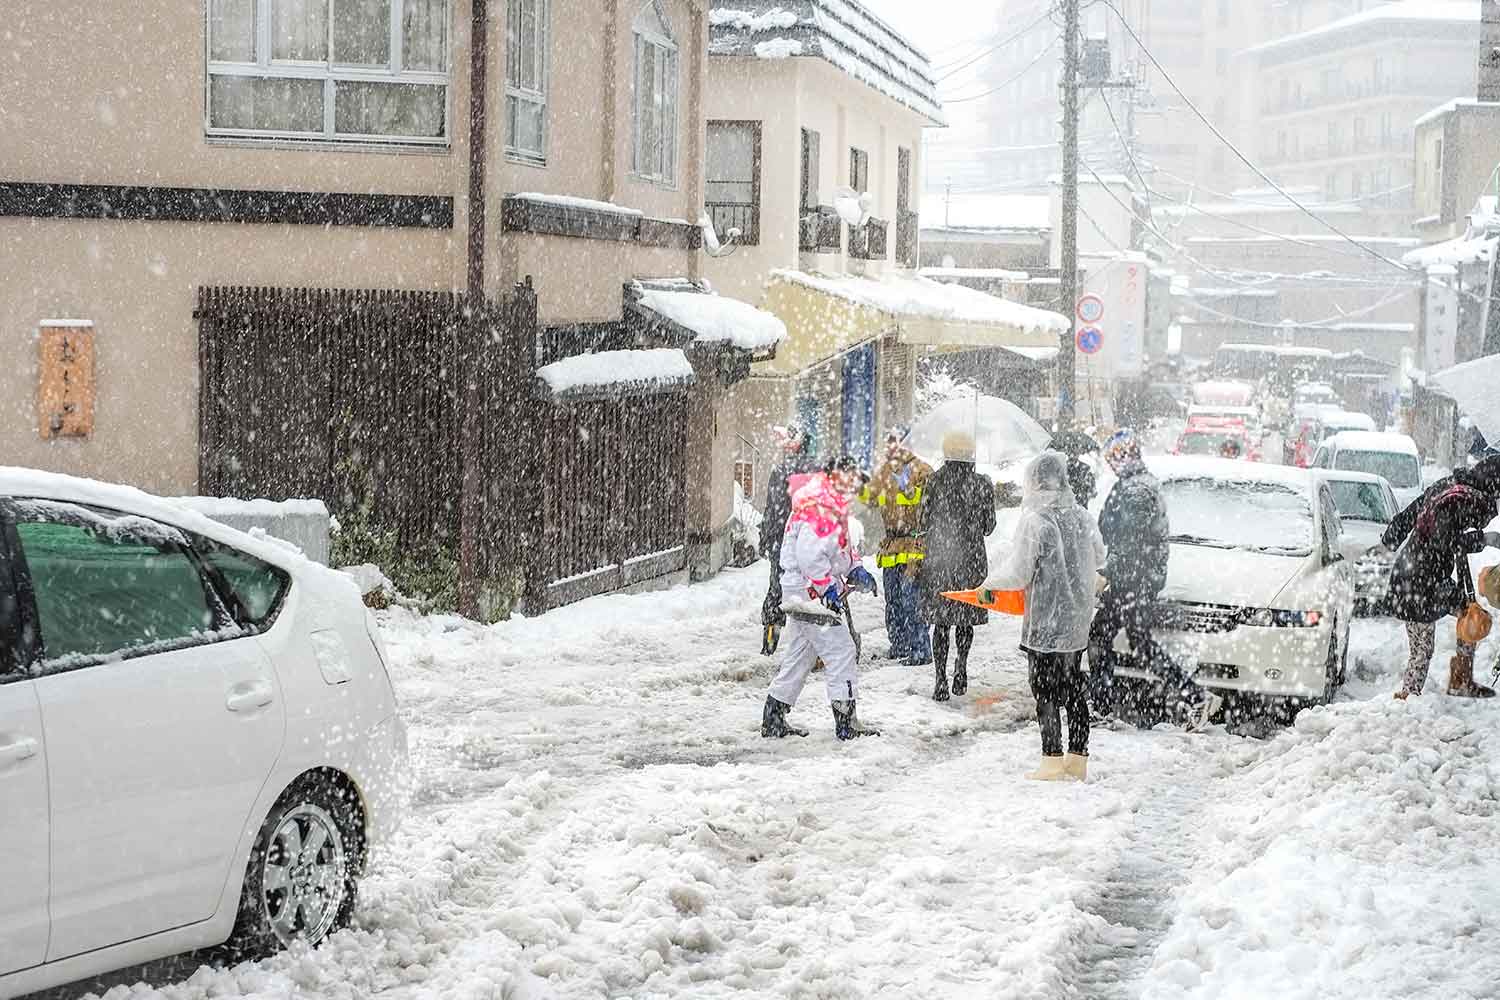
[360,713,410,850]
[1116,621,1333,698]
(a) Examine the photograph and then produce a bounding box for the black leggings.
[932,626,974,671]
[1028,649,1089,757]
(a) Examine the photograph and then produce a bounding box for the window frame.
[504,0,549,165]
[631,0,679,186]
[2,499,279,679]
[849,147,869,194]
[800,127,821,214]
[0,511,28,681]
[705,119,761,245]
[204,0,454,148]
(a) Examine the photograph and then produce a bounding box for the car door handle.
[226,681,275,714]
[0,736,39,769]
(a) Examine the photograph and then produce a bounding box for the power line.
[935,6,1059,82]
[944,36,1060,104]
[1179,286,1418,330]
[1096,0,1412,273]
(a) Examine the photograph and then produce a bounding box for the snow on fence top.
[175,496,330,518]
[537,348,695,394]
[509,192,644,217]
[635,288,787,352]
[919,193,1050,232]
[707,1,943,124]
[770,269,1070,336]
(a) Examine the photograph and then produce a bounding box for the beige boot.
[1027,755,1070,781]
[1063,753,1089,782]
[1447,651,1497,698]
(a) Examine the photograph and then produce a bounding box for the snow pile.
[771,269,1071,335]
[537,349,695,394]
[1146,698,1500,999]
[754,37,803,58]
[708,6,798,31]
[636,288,787,351]
[509,192,644,217]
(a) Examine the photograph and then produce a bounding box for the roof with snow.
[1245,2,1478,60]
[769,269,1069,335]
[707,1,944,125]
[627,285,787,353]
[536,349,696,401]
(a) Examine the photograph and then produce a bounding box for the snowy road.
[45,566,1500,1000]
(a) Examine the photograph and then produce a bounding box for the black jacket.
[1384,469,1494,550]
[1388,489,1492,623]
[1067,457,1097,509]
[759,454,818,558]
[1097,466,1170,598]
[918,462,998,626]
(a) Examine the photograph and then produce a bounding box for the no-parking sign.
[1076,327,1104,354]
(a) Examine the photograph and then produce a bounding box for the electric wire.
[944,35,1061,104]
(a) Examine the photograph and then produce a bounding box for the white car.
[1115,458,1355,711]
[1321,469,1399,615]
[1310,430,1424,510]
[0,469,407,999]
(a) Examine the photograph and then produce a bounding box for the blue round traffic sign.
[1076,326,1104,354]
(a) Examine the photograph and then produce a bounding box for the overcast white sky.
[858,0,1030,191]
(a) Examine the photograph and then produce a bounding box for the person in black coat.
[1388,483,1499,698]
[1383,454,1500,553]
[917,432,997,701]
[1089,429,1217,727]
[759,424,819,654]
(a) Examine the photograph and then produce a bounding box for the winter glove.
[848,565,878,596]
[820,585,846,615]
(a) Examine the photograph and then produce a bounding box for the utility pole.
[944,177,952,227]
[1058,0,1080,427]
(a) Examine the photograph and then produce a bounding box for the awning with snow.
[752,270,1070,378]
[624,280,785,358]
[1432,354,1500,444]
[535,348,695,403]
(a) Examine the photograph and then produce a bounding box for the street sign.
[1076,294,1104,325]
[1076,326,1103,354]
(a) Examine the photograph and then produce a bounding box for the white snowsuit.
[983,452,1106,653]
[769,518,862,707]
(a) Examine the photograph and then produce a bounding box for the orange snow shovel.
[942,589,1026,616]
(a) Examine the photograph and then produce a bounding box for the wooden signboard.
[37,321,95,439]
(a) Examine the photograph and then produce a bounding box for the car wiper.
[1244,544,1312,555]
[1168,534,1235,548]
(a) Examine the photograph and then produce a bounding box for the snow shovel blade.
[942,589,1025,615]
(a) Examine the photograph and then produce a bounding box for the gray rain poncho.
[982,451,1105,652]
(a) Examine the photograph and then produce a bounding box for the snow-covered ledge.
[500,192,700,250]
[536,348,696,402]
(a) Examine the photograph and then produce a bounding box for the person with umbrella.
[917,431,997,701]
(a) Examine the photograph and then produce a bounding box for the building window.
[206,0,451,144]
[733,460,755,502]
[706,120,761,245]
[632,1,678,185]
[849,147,869,193]
[505,0,548,163]
[800,128,821,212]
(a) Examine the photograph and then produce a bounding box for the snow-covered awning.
[536,348,695,402]
[1433,354,1500,444]
[753,270,1069,377]
[624,282,786,356]
[1402,233,1497,269]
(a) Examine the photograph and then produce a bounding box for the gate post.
[457,294,485,619]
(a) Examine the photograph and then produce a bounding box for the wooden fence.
[196,281,689,617]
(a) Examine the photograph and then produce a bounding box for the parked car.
[1293,382,1341,408]
[1114,458,1354,715]
[1310,430,1424,510]
[1321,468,1399,615]
[0,468,407,999]
[1191,380,1256,408]
[1312,410,1378,443]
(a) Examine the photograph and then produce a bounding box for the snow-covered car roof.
[1147,455,1318,493]
[1316,410,1377,431]
[1323,431,1418,456]
[1316,468,1393,487]
[0,466,324,576]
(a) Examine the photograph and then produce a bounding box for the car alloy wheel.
[261,803,348,946]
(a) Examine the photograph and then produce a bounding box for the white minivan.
[1113,458,1355,713]
[0,468,407,999]
[1311,430,1424,510]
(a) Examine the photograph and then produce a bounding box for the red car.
[1174,417,1261,460]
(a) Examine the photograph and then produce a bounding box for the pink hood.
[786,472,850,546]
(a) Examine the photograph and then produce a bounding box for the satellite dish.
[697,212,740,258]
[833,186,873,227]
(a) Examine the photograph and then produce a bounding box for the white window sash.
[632,33,676,184]
[205,0,451,144]
[504,0,547,161]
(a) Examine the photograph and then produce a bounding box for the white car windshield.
[1328,480,1395,522]
[1334,450,1420,488]
[1159,478,1314,555]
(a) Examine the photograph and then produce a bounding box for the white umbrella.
[908,394,1052,469]
[1433,355,1500,444]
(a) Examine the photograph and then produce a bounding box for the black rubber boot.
[952,660,968,697]
[933,665,950,702]
[832,700,879,739]
[761,624,781,656]
[761,695,807,738]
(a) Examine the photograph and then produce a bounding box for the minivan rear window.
[1335,450,1420,488]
